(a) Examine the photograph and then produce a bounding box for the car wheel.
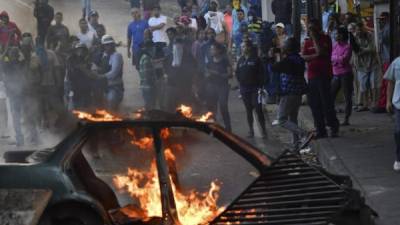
[39,203,104,225]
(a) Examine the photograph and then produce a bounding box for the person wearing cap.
[34,0,54,45]
[97,35,124,111]
[65,43,93,110]
[77,18,98,49]
[273,23,287,50]
[46,12,70,51]
[127,8,149,69]
[89,10,107,39]
[271,0,292,36]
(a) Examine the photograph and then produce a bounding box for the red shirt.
[302,34,332,80]
[0,21,22,47]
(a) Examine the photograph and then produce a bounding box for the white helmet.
[101,35,115,45]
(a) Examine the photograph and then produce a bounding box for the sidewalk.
[265,102,400,225]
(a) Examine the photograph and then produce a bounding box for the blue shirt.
[232,5,248,37]
[127,20,149,54]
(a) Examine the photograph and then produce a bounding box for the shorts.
[357,69,379,92]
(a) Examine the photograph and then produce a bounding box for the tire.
[39,203,104,225]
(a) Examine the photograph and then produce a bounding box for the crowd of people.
[0,0,398,170]
[0,0,123,146]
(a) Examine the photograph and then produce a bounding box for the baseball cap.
[276,23,285,29]
[101,35,115,45]
[89,10,99,17]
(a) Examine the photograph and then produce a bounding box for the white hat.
[276,23,285,29]
[101,35,115,45]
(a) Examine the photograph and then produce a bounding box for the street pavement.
[1,1,399,224]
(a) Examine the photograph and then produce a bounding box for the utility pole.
[390,0,400,61]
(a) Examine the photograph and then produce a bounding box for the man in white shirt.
[77,18,97,49]
[385,57,400,171]
[148,5,167,83]
[148,6,168,45]
[204,0,227,44]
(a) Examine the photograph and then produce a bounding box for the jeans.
[37,22,50,46]
[206,82,232,132]
[241,90,266,134]
[277,95,306,146]
[9,95,39,145]
[307,76,339,135]
[394,109,400,161]
[141,87,156,110]
[106,85,124,111]
[331,74,354,120]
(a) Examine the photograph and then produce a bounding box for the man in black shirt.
[46,12,70,51]
[34,0,54,45]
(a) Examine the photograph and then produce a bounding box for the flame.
[160,128,171,139]
[197,112,213,122]
[177,104,193,118]
[73,110,122,122]
[177,105,213,122]
[114,128,225,225]
[113,159,224,225]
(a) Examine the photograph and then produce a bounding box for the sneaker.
[299,132,315,150]
[394,161,400,171]
[271,120,279,126]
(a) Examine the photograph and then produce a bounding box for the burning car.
[0,109,375,225]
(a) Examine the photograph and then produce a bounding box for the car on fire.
[0,110,270,225]
[0,110,375,225]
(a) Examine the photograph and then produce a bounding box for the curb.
[298,108,359,179]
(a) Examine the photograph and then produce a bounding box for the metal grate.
[211,151,349,225]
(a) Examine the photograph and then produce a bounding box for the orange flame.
[114,128,225,225]
[177,105,213,122]
[113,159,224,225]
[196,112,213,122]
[73,110,122,122]
[177,104,193,118]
